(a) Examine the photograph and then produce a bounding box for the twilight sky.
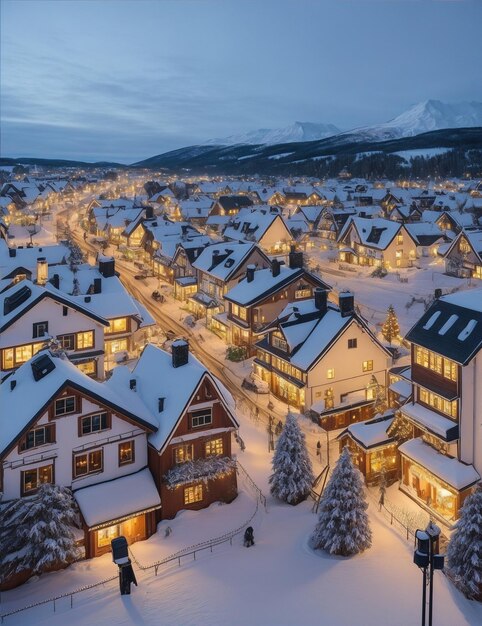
[1,0,482,164]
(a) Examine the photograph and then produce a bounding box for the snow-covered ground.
[2,413,482,626]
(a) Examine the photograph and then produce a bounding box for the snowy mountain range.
[205,101,482,147]
[205,121,341,146]
[344,100,482,143]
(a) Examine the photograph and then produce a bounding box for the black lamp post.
[413,523,445,626]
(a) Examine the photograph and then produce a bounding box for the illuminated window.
[327,368,335,379]
[397,234,404,245]
[191,409,212,428]
[54,395,76,417]
[295,288,311,299]
[77,331,94,349]
[77,360,97,377]
[362,360,373,372]
[205,438,223,456]
[81,412,109,435]
[74,449,103,478]
[272,333,288,351]
[173,444,193,464]
[415,346,457,381]
[418,388,458,418]
[184,484,203,505]
[324,388,334,409]
[106,318,128,334]
[21,464,53,495]
[119,440,135,466]
[97,524,120,548]
[459,238,471,254]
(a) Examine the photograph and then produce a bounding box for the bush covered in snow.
[269,412,314,505]
[447,486,482,600]
[0,483,81,584]
[311,447,372,556]
[226,346,248,362]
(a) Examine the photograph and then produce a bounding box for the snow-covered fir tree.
[447,486,482,599]
[382,304,400,344]
[311,446,372,556]
[0,483,81,583]
[269,412,314,505]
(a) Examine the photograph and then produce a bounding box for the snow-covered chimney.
[246,264,256,283]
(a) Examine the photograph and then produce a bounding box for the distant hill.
[0,157,126,168]
[205,121,341,146]
[132,127,482,175]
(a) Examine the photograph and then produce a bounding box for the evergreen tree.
[0,484,81,583]
[269,412,314,505]
[447,487,482,599]
[311,447,372,556]
[382,304,400,344]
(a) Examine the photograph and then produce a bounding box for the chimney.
[314,288,328,314]
[8,248,16,258]
[271,259,281,277]
[288,246,303,270]
[36,257,48,286]
[129,379,137,391]
[98,256,115,278]
[246,264,256,283]
[158,397,165,412]
[212,249,220,265]
[145,205,154,220]
[10,379,16,391]
[84,295,91,303]
[434,288,442,299]
[93,277,102,294]
[172,339,189,368]
[50,273,60,289]
[339,291,355,317]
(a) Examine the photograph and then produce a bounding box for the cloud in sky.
[1,0,482,162]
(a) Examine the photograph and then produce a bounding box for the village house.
[443,229,482,279]
[188,242,271,336]
[395,289,482,523]
[0,340,240,583]
[222,207,294,256]
[337,217,418,269]
[209,195,254,218]
[224,250,330,355]
[254,290,392,421]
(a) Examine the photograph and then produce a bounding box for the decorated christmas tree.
[447,486,482,599]
[382,304,400,344]
[269,412,314,505]
[311,447,372,556]
[0,483,81,583]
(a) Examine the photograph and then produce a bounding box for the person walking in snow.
[244,526,255,547]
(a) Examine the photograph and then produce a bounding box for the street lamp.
[413,523,445,626]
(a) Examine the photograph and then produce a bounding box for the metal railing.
[0,467,268,623]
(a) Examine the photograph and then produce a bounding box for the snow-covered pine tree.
[269,412,314,505]
[447,486,482,599]
[311,446,372,556]
[0,483,81,583]
[382,304,400,344]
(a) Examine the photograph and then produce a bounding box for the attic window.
[224,259,235,268]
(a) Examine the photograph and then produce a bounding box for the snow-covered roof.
[225,266,309,307]
[193,242,259,281]
[0,240,70,278]
[338,217,403,250]
[223,210,291,245]
[73,468,161,528]
[406,288,482,364]
[401,402,459,441]
[122,344,238,452]
[399,438,480,491]
[0,279,109,333]
[342,414,395,449]
[0,351,158,457]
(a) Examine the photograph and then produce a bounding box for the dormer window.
[272,332,288,352]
